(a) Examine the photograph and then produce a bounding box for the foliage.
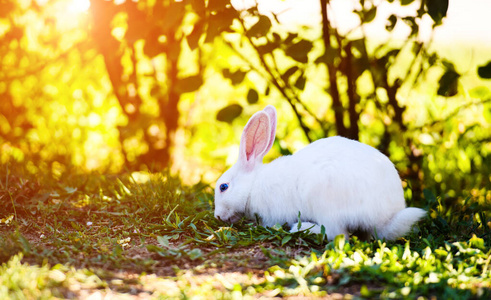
[267,236,490,298]
[0,0,120,172]
[0,253,105,299]
[0,164,490,298]
[0,0,489,185]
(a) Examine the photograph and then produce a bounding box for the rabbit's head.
[214,105,277,224]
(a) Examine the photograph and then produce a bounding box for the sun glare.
[68,0,91,14]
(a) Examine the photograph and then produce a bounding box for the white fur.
[214,105,426,240]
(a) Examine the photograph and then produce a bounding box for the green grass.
[0,254,105,299]
[0,165,490,299]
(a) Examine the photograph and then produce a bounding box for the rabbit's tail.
[377,208,426,240]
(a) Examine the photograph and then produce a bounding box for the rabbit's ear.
[238,111,272,170]
[262,105,277,152]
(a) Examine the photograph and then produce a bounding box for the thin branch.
[320,0,346,136]
[235,19,314,142]
[413,98,491,130]
[267,48,326,134]
[0,41,88,82]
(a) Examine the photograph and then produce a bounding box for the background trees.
[0,0,490,201]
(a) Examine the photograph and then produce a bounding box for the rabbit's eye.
[219,183,229,192]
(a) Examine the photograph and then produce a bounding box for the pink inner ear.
[245,116,269,161]
[262,106,276,151]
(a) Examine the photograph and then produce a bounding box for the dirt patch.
[1,227,378,298]
[2,227,270,275]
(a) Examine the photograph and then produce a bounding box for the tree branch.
[234,19,314,142]
[320,0,346,136]
[345,42,359,140]
[414,98,491,130]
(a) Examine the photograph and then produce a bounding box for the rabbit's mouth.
[226,212,245,224]
[216,211,245,224]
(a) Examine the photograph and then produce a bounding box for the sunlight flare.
[68,0,91,14]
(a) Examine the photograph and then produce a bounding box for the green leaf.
[284,33,298,45]
[222,69,247,85]
[297,212,302,231]
[281,66,299,82]
[216,104,243,123]
[437,69,460,97]
[477,61,491,79]
[17,235,32,253]
[360,285,373,297]
[386,14,397,32]
[426,0,448,25]
[205,8,237,43]
[285,40,313,63]
[334,234,345,250]
[468,235,485,250]
[247,89,259,104]
[423,189,437,204]
[294,75,306,90]
[187,248,203,260]
[314,47,337,65]
[176,75,203,93]
[364,7,377,23]
[339,274,352,285]
[483,103,491,123]
[112,244,123,257]
[441,60,455,70]
[402,16,418,36]
[317,225,326,244]
[469,86,490,98]
[186,20,204,50]
[246,15,272,38]
[256,41,278,55]
[157,235,170,248]
[281,235,292,246]
[146,244,164,253]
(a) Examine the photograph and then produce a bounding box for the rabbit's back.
[287,136,406,232]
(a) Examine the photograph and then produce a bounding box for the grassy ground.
[0,167,490,299]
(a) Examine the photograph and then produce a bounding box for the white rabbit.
[214,105,426,240]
